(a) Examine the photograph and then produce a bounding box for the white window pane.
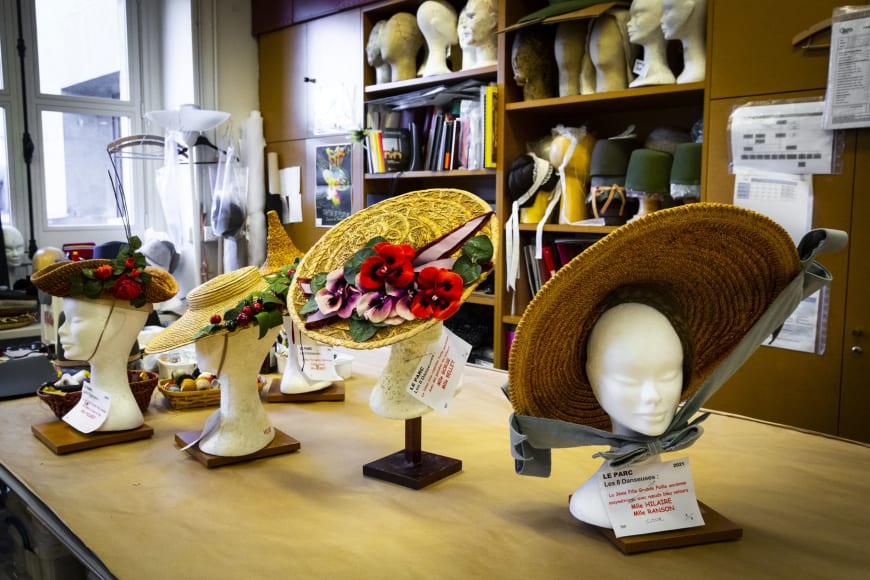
[0,108,10,226]
[35,0,129,100]
[41,110,132,227]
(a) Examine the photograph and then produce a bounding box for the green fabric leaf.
[462,235,494,262]
[344,247,376,283]
[256,310,283,339]
[309,272,328,294]
[453,256,482,285]
[299,296,320,316]
[349,316,378,342]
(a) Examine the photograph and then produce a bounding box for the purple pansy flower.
[315,268,360,318]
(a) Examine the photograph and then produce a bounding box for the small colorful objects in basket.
[37,370,158,419]
[157,373,268,410]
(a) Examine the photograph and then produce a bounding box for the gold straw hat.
[508,203,801,430]
[145,266,268,353]
[31,238,177,307]
[260,210,303,276]
[287,188,499,349]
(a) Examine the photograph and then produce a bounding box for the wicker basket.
[37,370,159,420]
[157,379,222,410]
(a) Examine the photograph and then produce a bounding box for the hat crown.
[625,148,673,194]
[670,142,703,185]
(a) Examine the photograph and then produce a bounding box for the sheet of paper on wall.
[767,288,827,355]
[729,100,834,174]
[732,168,813,244]
[279,166,303,223]
[822,6,870,129]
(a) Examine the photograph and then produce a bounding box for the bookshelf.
[360,0,499,365]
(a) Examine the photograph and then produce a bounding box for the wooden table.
[1,348,869,579]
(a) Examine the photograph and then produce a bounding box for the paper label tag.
[299,344,342,381]
[62,383,110,433]
[600,457,704,538]
[406,327,471,413]
[632,58,650,78]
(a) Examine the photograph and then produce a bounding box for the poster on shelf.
[314,144,353,228]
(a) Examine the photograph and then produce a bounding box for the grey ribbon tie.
[592,413,709,468]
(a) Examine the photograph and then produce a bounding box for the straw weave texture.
[145,266,268,354]
[287,189,499,349]
[508,203,800,430]
[31,260,178,304]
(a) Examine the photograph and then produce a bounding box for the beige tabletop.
[1,348,869,579]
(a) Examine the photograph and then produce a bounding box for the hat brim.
[287,188,499,349]
[508,203,800,430]
[145,266,268,353]
[31,259,178,304]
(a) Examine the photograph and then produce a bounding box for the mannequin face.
[3,225,25,267]
[366,21,386,66]
[661,0,699,40]
[627,0,664,45]
[58,298,115,360]
[586,302,683,436]
[458,0,497,48]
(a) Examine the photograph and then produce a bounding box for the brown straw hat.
[287,188,499,349]
[508,203,801,430]
[31,240,177,307]
[145,266,268,353]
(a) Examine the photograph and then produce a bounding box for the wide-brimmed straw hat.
[508,203,801,430]
[31,238,177,307]
[145,266,268,353]
[287,188,499,349]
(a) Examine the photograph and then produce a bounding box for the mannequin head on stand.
[661,0,707,83]
[626,0,676,87]
[380,12,424,81]
[366,20,392,84]
[458,0,498,70]
[417,0,459,76]
[588,9,633,93]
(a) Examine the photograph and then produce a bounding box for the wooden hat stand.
[362,416,461,490]
[32,420,153,455]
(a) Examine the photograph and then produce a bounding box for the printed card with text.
[406,327,471,413]
[299,344,343,382]
[62,383,111,433]
[600,457,704,538]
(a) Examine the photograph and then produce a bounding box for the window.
[0,0,195,254]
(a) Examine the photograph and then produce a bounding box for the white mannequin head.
[586,302,684,436]
[417,0,459,76]
[3,225,25,268]
[367,20,392,84]
[458,0,498,69]
[59,297,149,364]
[554,20,586,97]
[661,0,707,83]
[59,297,152,431]
[626,0,676,87]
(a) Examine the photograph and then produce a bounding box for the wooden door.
[703,91,855,436]
[839,129,870,442]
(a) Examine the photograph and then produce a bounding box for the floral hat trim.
[193,259,300,341]
[68,236,153,307]
[297,213,494,343]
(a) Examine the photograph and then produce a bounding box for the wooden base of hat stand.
[31,420,154,455]
[596,501,742,554]
[362,417,461,490]
[265,378,345,403]
[174,428,300,468]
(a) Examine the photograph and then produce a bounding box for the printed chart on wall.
[315,144,353,227]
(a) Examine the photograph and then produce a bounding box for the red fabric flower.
[410,267,463,320]
[94,264,113,281]
[358,242,415,291]
[112,275,143,301]
[125,257,136,269]
[130,268,141,278]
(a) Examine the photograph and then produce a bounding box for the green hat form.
[670,142,703,186]
[590,137,638,188]
[625,148,673,196]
